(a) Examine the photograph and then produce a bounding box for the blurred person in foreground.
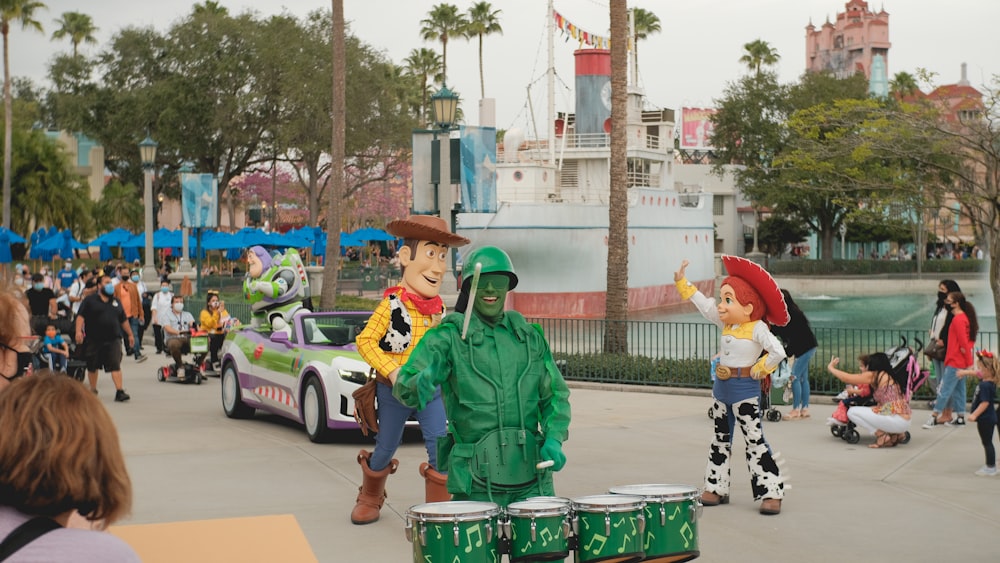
[0,372,140,561]
[0,283,33,390]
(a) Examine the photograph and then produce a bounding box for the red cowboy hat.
[721,255,790,326]
[385,215,470,247]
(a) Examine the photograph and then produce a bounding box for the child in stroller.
[828,354,876,426]
[40,324,70,372]
[829,336,927,445]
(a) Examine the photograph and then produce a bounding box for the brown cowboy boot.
[350,450,398,525]
[419,462,450,503]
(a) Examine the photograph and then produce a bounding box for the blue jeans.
[126,317,142,358]
[370,382,446,472]
[934,365,967,415]
[790,347,816,409]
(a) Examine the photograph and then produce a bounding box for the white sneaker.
[922,416,941,429]
[974,466,997,476]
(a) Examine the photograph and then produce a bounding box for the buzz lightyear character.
[243,246,310,334]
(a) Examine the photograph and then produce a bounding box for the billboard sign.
[680,107,717,150]
[181,173,218,228]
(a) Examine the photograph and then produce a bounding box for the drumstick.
[536,460,555,469]
[461,262,482,340]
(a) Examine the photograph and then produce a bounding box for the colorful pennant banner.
[552,8,632,50]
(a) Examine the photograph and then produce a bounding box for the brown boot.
[700,491,729,506]
[419,462,451,503]
[759,498,782,515]
[350,450,398,525]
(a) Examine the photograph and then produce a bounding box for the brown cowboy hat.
[385,215,470,247]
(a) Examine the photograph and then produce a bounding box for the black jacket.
[771,308,818,357]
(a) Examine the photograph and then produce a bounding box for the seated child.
[828,354,873,425]
[42,324,70,372]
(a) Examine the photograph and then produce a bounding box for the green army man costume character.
[393,246,571,507]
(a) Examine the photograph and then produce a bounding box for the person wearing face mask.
[161,296,204,380]
[0,284,33,389]
[394,246,571,509]
[113,270,146,363]
[198,291,228,371]
[57,261,78,291]
[24,274,57,336]
[150,281,174,355]
[75,275,134,402]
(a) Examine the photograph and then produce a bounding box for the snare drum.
[504,497,572,562]
[571,494,645,563]
[609,484,701,563]
[405,501,501,563]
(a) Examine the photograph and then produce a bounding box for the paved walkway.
[99,355,996,562]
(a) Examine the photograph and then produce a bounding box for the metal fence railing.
[203,300,996,398]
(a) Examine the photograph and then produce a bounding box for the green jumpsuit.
[393,310,571,507]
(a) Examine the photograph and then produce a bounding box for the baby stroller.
[831,336,927,444]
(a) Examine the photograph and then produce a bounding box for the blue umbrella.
[0,227,26,244]
[0,230,11,264]
[123,246,140,263]
[34,230,87,257]
[99,241,112,261]
[122,228,175,249]
[266,231,311,249]
[350,227,396,241]
[228,227,274,248]
[88,228,133,247]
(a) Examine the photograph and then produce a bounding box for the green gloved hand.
[540,437,566,471]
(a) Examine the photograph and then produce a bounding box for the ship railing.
[626,171,661,188]
[531,317,997,396]
[499,132,664,162]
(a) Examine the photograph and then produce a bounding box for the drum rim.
[609,483,700,501]
[506,498,571,515]
[406,500,500,521]
[570,493,645,511]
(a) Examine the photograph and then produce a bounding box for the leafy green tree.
[631,7,660,78]
[4,127,92,237]
[420,3,467,85]
[50,10,96,56]
[739,39,779,77]
[464,1,501,99]
[403,47,442,125]
[758,214,810,257]
[93,179,142,232]
[889,71,919,98]
[2,0,46,230]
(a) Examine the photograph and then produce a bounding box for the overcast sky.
[10,0,999,131]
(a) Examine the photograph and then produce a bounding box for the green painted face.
[473,274,510,324]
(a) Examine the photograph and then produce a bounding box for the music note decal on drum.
[583,533,607,554]
[679,521,694,549]
[668,504,682,521]
[464,524,483,553]
[539,527,554,546]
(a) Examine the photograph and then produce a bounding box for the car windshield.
[300,314,369,346]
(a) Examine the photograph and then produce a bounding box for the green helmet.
[462,246,518,290]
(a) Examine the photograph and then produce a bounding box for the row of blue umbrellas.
[0,225,397,264]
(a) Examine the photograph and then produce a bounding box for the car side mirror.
[270,332,290,346]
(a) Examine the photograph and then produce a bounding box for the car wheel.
[221,362,254,419]
[302,376,335,443]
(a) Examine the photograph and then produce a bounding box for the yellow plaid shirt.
[356,292,442,378]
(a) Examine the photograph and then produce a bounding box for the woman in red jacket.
[924,292,979,428]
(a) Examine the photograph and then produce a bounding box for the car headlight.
[339,369,368,385]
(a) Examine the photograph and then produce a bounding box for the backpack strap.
[0,517,61,561]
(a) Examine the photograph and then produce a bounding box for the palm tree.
[2,0,46,230]
[464,2,502,99]
[193,1,228,16]
[51,10,96,57]
[739,39,780,77]
[631,8,659,79]
[890,71,920,98]
[604,0,629,354]
[404,48,443,125]
[420,3,467,85]
[322,0,346,308]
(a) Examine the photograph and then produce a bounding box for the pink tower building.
[805,0,890,79]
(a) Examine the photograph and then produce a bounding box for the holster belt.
[715,365,754,380]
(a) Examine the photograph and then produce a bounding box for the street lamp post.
[139,136,158,284]
[429,84,459,273]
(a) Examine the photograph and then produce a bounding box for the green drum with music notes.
[504,497,573,562]
[571,494,645,563]
[609,484,701,562]
[405,501,501,563]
